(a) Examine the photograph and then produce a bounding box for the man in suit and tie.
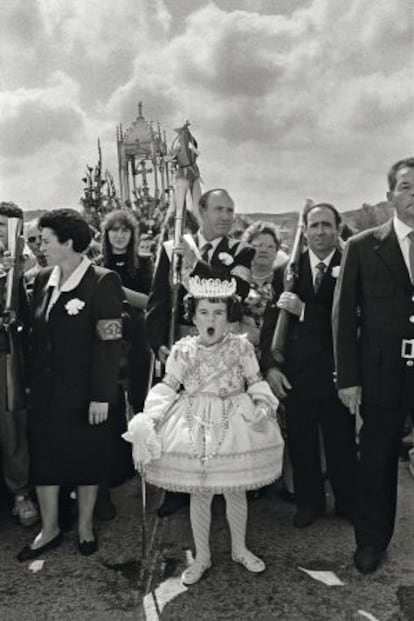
[260,202,357,529]
[146,188,254,516]
[333,157,414,574]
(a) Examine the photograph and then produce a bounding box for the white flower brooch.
[65,298,85,315]
[218,252,234,266]
[330,266,341,279]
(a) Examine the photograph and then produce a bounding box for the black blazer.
[261,248,342,398]
[30,265,124,412]
[333,219,414,408]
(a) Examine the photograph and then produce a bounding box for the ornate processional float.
[80,101,202,266]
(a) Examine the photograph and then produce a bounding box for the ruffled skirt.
[144,393,284,493]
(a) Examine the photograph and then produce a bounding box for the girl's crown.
[188,275,236,298]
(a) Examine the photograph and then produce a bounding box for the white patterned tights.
[190,491,248,563]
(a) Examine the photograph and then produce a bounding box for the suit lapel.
[210,237,229,265]
[47,265,93,322]
[373,220,412,292]
[297,251,314,299]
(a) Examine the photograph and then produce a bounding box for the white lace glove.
[122,413,161,471]
[250,402,271,432]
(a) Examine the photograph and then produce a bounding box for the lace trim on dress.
[143,474,279,494]
[163,373,181,392]
[153,445,279,460]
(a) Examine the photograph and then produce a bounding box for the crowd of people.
[0,157,413,583]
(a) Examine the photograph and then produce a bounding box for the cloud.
[1,0,413,213]
[0,72,85,157]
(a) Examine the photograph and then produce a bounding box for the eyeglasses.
[27,236,42,243]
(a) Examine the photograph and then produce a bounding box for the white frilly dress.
[123,333,284,493]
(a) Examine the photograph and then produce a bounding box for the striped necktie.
[201,242,212,263]
[314,261,326,292]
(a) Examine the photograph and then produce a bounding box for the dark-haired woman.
[101,210,152,413]
[18,209,124,560]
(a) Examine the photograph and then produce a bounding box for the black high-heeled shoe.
[17,531,63,562]
[78,531,98,556]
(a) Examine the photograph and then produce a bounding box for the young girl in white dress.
[123,274,284,585]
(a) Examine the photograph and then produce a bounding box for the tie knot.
[201,242,212,262]
[316,262,326,273]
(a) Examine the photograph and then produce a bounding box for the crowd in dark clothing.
[1,158,414,576]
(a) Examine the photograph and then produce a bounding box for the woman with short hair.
[18,209,124,560]
[240,221,282,356]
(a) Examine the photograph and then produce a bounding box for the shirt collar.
[46,256,91,292]
[308,248,336,270]
[197,232,224,252]
[393,213,413,241]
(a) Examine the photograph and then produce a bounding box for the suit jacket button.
[406,360,414,367]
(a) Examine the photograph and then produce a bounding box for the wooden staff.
[271,199,313,366]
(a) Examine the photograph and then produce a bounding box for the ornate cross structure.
[116,102,172,236]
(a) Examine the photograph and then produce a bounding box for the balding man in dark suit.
[333,157,414,573]
[146,188,254,516]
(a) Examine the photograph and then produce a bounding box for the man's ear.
[386,191,392,203]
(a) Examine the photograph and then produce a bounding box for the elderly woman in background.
[18,209,124,561]
[240,221,294,501]
[240,221,282,357]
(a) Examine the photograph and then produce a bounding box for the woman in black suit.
[18,209,124,560]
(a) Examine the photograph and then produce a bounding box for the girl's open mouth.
[207,327,215,336]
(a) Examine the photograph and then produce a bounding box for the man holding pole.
[146,188,254,516]
[0,202,38,526]
[260,202,357,529]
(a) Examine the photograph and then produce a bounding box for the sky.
[0,0,413,215]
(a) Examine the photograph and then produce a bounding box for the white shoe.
[12,496,39,527]
[181,559,212,586]
[231,550,266,573]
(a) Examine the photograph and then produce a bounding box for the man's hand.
[277,292,304,317]
[158,345,170,365]
[266,367,292,400]
[88,401,109,425]
[338,386,362,416]
[0,251,16,272]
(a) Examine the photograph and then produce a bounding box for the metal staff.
[140,465,147,562]
[168,177,189,348]
[3,218,25,413]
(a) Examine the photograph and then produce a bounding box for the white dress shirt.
[308,248,336,288]
[393,214,414,282]
[196,232,223,262]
